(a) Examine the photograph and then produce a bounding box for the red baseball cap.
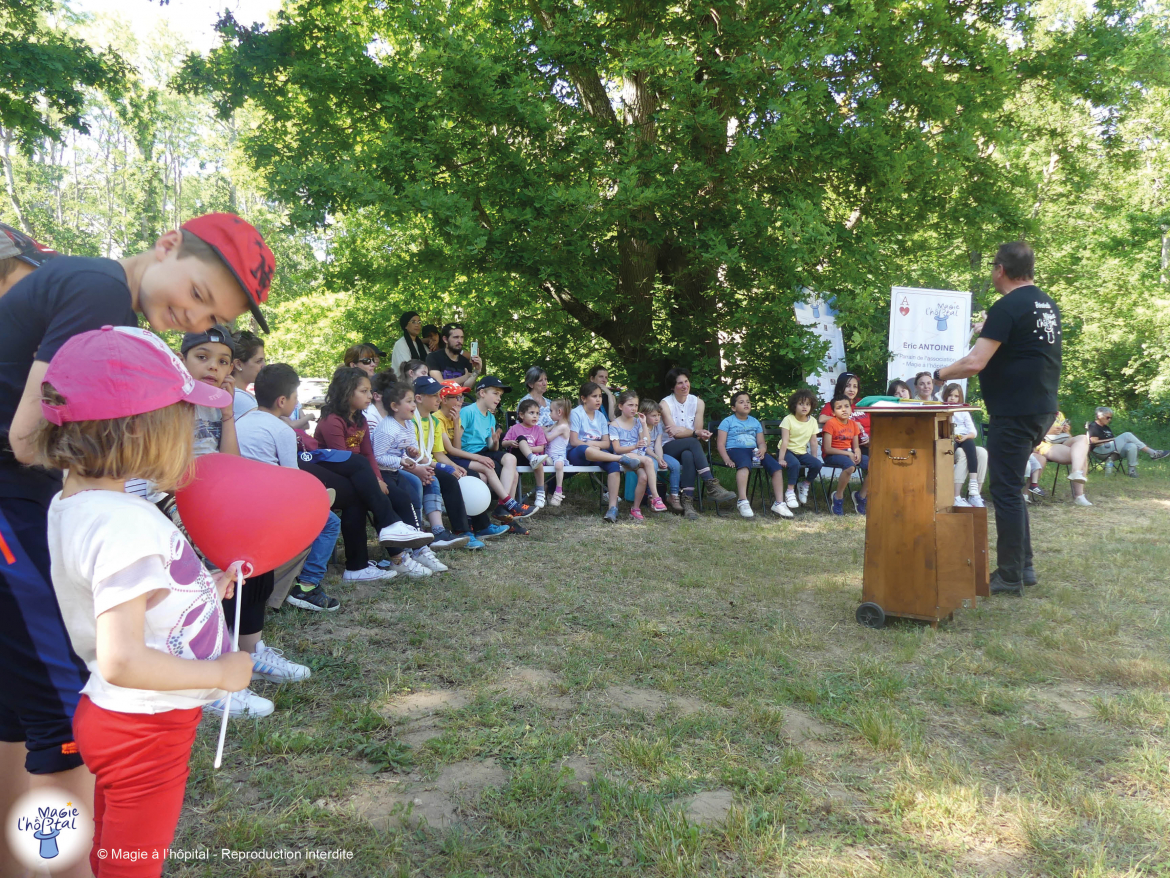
[180,213,275,333]
[41,326,231,425]
[438,381,471,398]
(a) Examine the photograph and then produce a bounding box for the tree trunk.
[0,128,35,236]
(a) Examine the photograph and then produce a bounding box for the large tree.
[182,0,1152,392]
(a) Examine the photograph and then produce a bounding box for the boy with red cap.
[0,213,273,871]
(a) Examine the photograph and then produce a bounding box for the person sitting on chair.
[1086,407,1168,477]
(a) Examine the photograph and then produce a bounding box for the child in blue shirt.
[716,391,793,519]
[457,376,537,525]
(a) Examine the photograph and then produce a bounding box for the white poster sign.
[794,289,847,402]
[887,286,972,396]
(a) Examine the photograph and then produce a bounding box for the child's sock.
[554,487,563,495]
[682,487,694,497]
[503,497,521,511]
[297,580,316,594]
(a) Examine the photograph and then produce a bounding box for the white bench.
[514,464,607,509]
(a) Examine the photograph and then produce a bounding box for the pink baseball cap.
[41,326,231,425]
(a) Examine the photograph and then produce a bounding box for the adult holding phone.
[426,323,481,388]
[934,241,1061,596]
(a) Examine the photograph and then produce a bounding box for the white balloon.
[458,475,492,517]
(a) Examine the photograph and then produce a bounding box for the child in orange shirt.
[821,395,868,515]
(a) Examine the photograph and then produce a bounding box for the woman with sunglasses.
[344,342,384,378]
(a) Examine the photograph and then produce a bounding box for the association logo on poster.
[888,286,972,394]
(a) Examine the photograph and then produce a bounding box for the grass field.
[171,464,1170,877]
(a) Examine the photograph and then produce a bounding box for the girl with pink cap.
[31,325,255,876]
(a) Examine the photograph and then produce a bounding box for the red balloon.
[175,453,330,575]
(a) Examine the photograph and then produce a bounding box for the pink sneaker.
[630,508,645,521]
[650,497,667,512]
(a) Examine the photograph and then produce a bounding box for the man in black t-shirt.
[426,322,482,388]
[935,242,1061,596]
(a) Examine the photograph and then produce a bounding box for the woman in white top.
[518,367,554,428]
[659,367,737,517]
[390,311,430,375]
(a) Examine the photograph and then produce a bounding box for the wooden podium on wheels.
[856,405,989,628]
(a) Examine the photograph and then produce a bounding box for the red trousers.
[73,695,202,877]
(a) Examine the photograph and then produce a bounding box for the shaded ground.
[171,469,1170,877]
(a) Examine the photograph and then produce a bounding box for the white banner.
[794,290,847,403]
[888,286,972,396]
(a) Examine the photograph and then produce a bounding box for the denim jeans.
[783,451,823,486]
[385,468,424,518]
[662,454,681,494]
[299,511,340,585]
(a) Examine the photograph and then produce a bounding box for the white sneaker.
[251,641,311,683]
[343,561,396,581]
[413,546,448,573]
[797,482,810,505]
[529,453,550,467]
[968,494,985,508]
[204,688,275,718]
[388,552,431,578]
[954,495,971,507]
[534,492,547,509]
[1068,470,1087,483]
[770,501,794,518]
[784,490,799,509]
[737,499,754,518]
[1074,494,1093,506]
[378,521,433,549]
[549,492,564,507]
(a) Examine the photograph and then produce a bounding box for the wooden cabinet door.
[936,513,976,614]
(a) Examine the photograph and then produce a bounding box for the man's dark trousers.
[986,412,1056,583]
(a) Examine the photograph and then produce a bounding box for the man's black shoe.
[989,571,1024,596]
[1022,567,1038,587]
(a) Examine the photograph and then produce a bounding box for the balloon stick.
[214,562,250,769]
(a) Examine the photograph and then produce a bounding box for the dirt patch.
[350,758,508,830]
[674,789,734,826]
[381,689,471,720]
[558,755,601,793]
[504,667,561,687]
[1032,684,1097,720]
[499,666,576,712]
[956,847,1028,877]
[781,706,836,742]
[600,686,707,717]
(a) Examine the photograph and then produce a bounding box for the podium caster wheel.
[856,603,885,629]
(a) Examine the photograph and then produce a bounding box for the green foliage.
[0,0,127,146]
[180,0,1079,401]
